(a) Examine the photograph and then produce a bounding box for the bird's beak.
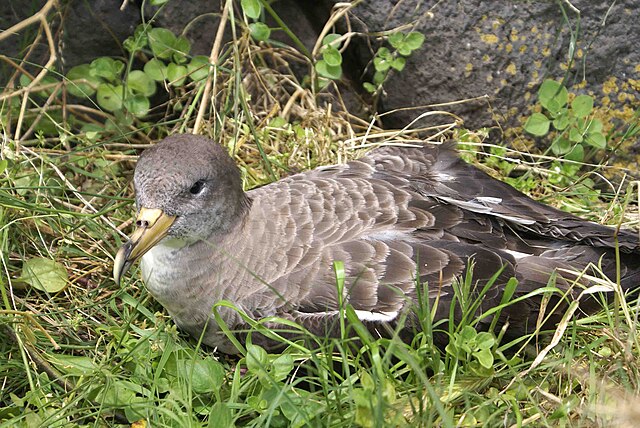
[113,207,176,285]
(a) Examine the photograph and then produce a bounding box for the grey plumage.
[114,134,640,354]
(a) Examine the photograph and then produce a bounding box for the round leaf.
[66,64,101,97]
[538,80,568,111]
[571,94,593,118]
[127,70,156,97]
[166,63,188,86]
[90,57,124,82]
[569,127,584,143]
[96,83,124,111]
[148,27,177,60]
[123,94,150,117]
[391,57,406,71]
[404,32,426,50]
[241,0,262,20]
[551,138,572,155]
[322,46,342,67]
[20,257,68,293]
[189,358,225,394]
[585,132,606,149]
[322,33,341,47]
[249,22,271,42]
[315,60,342,80]
[566,144,584,162]
[524,112,550,136]
[187,56,210,82]
[172,36,191,64]
[144,58,167,82]
[388,32,404,49]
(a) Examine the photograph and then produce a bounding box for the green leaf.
[50,355,97,376]
[96,83,124,111]
[322,46,342,67]
[123,94,150,117]
[552,109,571,130]
[66,64,101,97]
[475,332,495,350]
[322,33,341,47]
[246,344,268,374]
[208,402,232,428]
[373,70,386,85]
[123,24,149,53]
[0,159,8,174]
[271,354,294,381]
[474,348,494,369]
[241,0,262,20]
[189,358,225,394]
[551,137,572,155]
[587,118,603,134]
[150,0,170,5]
[89,57,124,82]
[172,36,191,63]
[249,22,271,42]
[569,127,583,143]
[388,32,404,49]
[20,257,68,293]
[166,63,188,86]
[315,60,342,80]
[585,132,606,149]
[127,70,156,96]
[187,56,210,82]
[404,32,426,50]
[459,325,477,343]
[524,112,550,136]
[571,94,593,118]
[390,57,406,71]
[144,58,167,81]
[363,82,377,93]
[538,80,568,111]
[148,27,177,60]
[566,144,584,162]
[373,55,391,72]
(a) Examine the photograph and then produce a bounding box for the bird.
[113,134,640,354]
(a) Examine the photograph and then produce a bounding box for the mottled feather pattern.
[130,136,640,353]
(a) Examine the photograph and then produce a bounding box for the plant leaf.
[249,22,271,42]
[127,70,156,97]
[322,46,342,67]
[315,60,342,80]
[20,257,68,293]
[144,58,167,82]
[571,94,593,118]
[66,64,101,97]
[241,0,262,20]
[524,112,550,136]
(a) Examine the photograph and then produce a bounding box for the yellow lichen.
[486,74,494,83]
[510,29,519,42]
[482,54,490,62]
[480,34,499,44]
[465,63,473,76]
[602,77,618,95]
[576,48,583,59]
[505,43,513,53]
[531,26,538,34]
[506,63,517,75]
[519,45,528,54]
[542,47,551,57]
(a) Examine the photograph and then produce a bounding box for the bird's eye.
[189,180,206,195]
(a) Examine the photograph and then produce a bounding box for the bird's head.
[113,134,250,285]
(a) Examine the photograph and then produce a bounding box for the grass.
[1,2,640,427]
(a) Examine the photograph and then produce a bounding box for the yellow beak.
[113,207,176,285]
